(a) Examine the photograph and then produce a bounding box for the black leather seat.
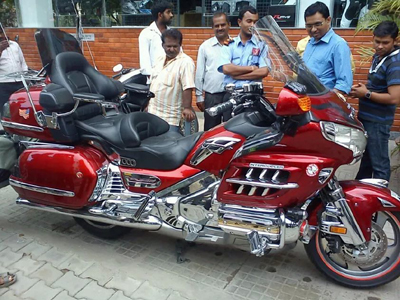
[224,111,272,138]
[46,52,202,170]
[50,52,124,100]
[75,112,202,170]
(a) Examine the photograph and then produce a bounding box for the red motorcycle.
[2,16,400,288]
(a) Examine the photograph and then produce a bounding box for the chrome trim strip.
[1,120,44,132]
[16,198,161,231]
[226,178,298,189]
[156,171,210,198]
[360,178,389,188]
[378,197,396,208]
[20,141,74,150]
[9,178,75,197]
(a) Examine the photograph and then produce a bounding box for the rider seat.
[39,52,201,170]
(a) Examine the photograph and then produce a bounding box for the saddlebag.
[10,145,108,209]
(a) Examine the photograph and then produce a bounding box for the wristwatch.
[365,90,372,99]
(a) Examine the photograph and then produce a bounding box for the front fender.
[307,180,400,241]
[340,180,400,240]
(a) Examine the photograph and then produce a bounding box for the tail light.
[275,88,311,116]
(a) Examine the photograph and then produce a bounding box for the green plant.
[355,0,400,64]
[0,0,17,27]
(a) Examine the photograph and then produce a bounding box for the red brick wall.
[6,27,400,131]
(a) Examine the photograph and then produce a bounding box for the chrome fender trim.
[10,178,75,197]
[1,120,44,132]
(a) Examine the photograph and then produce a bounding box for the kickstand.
[175,240,190,264]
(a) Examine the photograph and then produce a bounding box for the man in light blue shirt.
[218,6,269,89]
[217,6,269,120]
[195,12,231,130]
[302,1,353,94]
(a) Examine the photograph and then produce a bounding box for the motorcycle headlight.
[320,121,367,163]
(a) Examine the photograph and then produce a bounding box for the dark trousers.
[0,81,24,112]
[204,91,231,131]
[356,119,391,181]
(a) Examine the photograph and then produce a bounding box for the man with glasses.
[302,1,353,94]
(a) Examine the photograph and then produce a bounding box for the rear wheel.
[305,211,400,288]
[74,217,131,239]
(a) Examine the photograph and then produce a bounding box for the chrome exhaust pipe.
[16,198,162,231]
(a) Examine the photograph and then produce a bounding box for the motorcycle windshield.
[254,16,328,95]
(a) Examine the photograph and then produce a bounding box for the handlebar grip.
[206,99,235,117]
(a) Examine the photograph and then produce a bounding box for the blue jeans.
[356,119,391,181]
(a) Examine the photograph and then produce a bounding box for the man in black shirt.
[350,21,400,181]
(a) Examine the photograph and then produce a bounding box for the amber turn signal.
[297,96,311,112]
[329,226,347,234]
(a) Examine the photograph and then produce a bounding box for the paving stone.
[131,281,170,300]
[30,263,64,285]
[81,263,114,286]
[0,290,27,300]
[52,271,91,296]
[22,281,62,300]
[37,247,72,267]
[75,280,115,300]
[166,291,189,300]
[0,248,23,268]
[52,290,76,300]
[105,273,142,296]
[9,255,44,276]
[1,234,33,251]
[0,230,13,241]
[0,287,9,297]
[9,271,39,296]
[109,291,132,300]
[58,255,94,275]
[18,241,51,259]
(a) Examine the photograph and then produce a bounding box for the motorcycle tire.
[304,211,400,288]
[74,217,131,239]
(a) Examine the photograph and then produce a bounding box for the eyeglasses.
[305,21,325,29]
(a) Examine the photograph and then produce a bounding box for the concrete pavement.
[0,114,399,299]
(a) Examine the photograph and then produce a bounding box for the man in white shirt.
[195,12,231,130]
[148,29,195,133]
[0,31,28,111]
[138,1,174,77]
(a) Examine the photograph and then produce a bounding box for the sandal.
[0,272,17,288]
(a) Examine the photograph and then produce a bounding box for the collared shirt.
[303,28,353,94]
[195,36,227,103]
[218,34,270,88]
[138,22,168,76]
[358,46,400,125]
[0,41,28,83]
[148,52,195,126]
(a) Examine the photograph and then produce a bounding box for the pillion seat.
[39,52,202,170]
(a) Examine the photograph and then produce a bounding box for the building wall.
[6,26,400,131]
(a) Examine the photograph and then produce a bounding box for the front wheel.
[74,217,131,239]
[305,211,400,288]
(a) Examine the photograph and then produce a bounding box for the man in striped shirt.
[350,21,400,182]
[148,29,196,132]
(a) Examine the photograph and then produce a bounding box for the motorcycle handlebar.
[206,99,236,117]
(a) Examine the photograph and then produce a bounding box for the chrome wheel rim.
[317,211,400,279]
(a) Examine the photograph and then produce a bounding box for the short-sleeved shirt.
[303,28,353,94]
[358,46,400,125]
[218,35,270,88]
[148,52,195,126]
[195,36,227,103]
